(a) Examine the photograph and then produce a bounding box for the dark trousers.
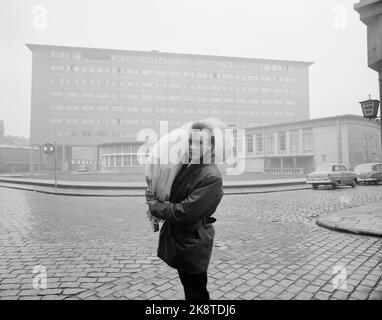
[177,270,210,300]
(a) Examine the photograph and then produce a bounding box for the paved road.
[0,185,381,300]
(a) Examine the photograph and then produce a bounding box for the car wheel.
[350,179,356,188]
[312,184,318,190]
[332,181,340,189]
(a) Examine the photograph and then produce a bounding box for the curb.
[316,217,382,238]
[0,178,144,190]
[0,184,141,197]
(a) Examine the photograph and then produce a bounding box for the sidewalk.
[316,202,382,238]
[0,181,310,197]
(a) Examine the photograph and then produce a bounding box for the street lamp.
[359,95,382,162]
[359,95,380,120]
[359,96,382,162]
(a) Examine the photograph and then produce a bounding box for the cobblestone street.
[0,185,381,300]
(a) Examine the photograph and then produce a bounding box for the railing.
[264,168,305,175]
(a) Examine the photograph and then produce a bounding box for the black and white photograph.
[0,0,381,310]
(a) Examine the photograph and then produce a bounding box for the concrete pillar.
[293,157,297,169]
[273,132,278,155]
[39,145,42,171]
[280,157,284,169]
[299,129,304,154]
[96,146,100,172]
[62,145,66,171]
[286,130,290,155]
[29,145,34,172]
[338,124,342,163]
[67,146,72,171]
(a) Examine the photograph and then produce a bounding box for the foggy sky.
[0,0,378,137]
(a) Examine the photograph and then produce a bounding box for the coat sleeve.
[163,175,223,225]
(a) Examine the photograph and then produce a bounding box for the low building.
[97,141,145,173]
[0,144,46,173]
[244,114,381,174]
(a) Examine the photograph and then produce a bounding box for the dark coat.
[157,163,224,274]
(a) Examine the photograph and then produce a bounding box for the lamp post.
[359,95,381,161]
[354,0,382,162]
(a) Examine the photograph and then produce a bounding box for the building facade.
[244,114,382,174]
[26,43,312,171]
[0,120,4,141]
[0,144,44,173]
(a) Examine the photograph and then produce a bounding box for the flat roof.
[26,43,314,66]
[0,144,32,150]
[245,114,379,130]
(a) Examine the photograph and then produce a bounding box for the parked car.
[306,163,357,190]
[353,163,382,185]
[76,165,89,172]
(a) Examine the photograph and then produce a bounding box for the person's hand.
[145,189,156,201]
[146,200,170,220]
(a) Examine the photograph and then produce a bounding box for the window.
[81,105,94,111]
[272,64,283,71]
[256,134,263,154]
[303,128,313,154]
[266,133,274,154]
[262,64,271,70]
[51,65,65,71]
[290,130,300,154]
[287,65,295,71]
[260,75,271,82]
[278,132,286,153]
[246,135,254,153]
[82,92,94,98]
[155,95,166,101]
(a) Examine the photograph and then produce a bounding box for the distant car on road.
[76,165,89,172]
[353,163,382,185]
[306,163,357,190]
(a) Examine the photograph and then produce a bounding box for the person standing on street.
[146,122,224,300]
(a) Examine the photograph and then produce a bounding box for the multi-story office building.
[26,43,312,171]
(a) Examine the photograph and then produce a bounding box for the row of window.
[50,64,296,82]
[49,110,295,126]
[48,130,138,138]
[50,51,297,72]
[50,77,296,94]
[101,155,142,167]
[49,91,296,105]
[72,159,93,165]
[99,144,142,154]
[246,129,313,155]
[49,104,294,113]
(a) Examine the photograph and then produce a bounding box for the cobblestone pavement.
[0,185,381,300]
